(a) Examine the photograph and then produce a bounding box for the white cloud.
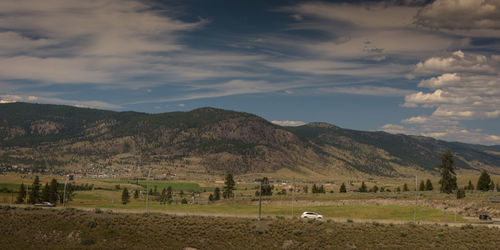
[318,86,414,97]
[402,116,429,124]
[415,0,500,30]
[271,120,306,127]
[0,94,119,109]
[413,50,494,75]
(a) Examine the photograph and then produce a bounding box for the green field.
[99,179,210,191]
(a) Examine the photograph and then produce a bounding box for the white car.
[301,211,324,220]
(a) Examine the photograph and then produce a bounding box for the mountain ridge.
[0,102,499,177]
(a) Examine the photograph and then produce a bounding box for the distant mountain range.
[1,102,499,177]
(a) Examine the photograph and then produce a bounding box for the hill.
[0,102,499,178]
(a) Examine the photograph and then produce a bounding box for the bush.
[347,218,353,223]
[88,219,97,229]
[181,198,188,204]
[400,231,407,237]
[293,230,303,236]
[94,208,102,214]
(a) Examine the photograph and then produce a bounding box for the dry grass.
[1,206,500,249]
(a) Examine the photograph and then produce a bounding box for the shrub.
[88,219,97,229]
[293,230,303,236]
[400,231,407,237]
[94,208,102,214]
[347,219,353,223]
[461,224,473,230]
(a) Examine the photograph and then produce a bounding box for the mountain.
[0,102,499,178]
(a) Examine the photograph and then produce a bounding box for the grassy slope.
[1,207,500,249]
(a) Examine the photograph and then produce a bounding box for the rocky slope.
[0,102,499,177]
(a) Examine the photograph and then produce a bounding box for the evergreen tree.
[339,183,347,193]
[121,188,130,204]
[16,183,26,204]
[29,176,41,204]
[312,184,318,193]
[358,182,367,192]
[489,180,495,191]
[456,188,466,199]
[214,187,221,200]
[438,150,458,194]
[467,180,474,191]
[303,185,308,193]
[425,179,434,191]
[319,185,325,193]
[153,186,158,196]
[419,180,425,191]
[166,186,173,204]
[396,187,401,192]
[41,183,50,202]
[208,194,214,202]
[403,183,409,192]
[179,190,184,198]
[134,189,139,199]
[160,188,167,204]
[477,170,492,191]
[222,174,235,199]
[49,179,58,204]
[261,177,273,196]
[372,185,379,193]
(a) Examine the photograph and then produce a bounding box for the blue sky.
[0,0,499,145]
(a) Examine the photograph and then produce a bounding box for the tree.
[222,174,235,199]
[208,194,214,201]
[166,186,173,204]
[153,186,158,196]
[396,187,401,192]
[214,187,221,200]
[403,183,409,192]
[29,176,41,204]
[438,150,458,194]
[134,189,139,199]
[372,185,379,193]
[477,170,493,191]
[419,180,425,191]
[425,179,434,191]
[261,177,273,196]
[160,188,167,204]
[339,183,347,193]
[16,183,26,204]
[312,184,317,193]
[467,180,474,191]
[179,190,184,198]
[358,182,367,192]
[456,188,466,199]
[303,185,308,193]
[121,188,130,204]
[49,179,59,204]
[41,183,50,202]
[490,180,495,191]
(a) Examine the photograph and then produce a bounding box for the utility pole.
[146,168,152,213]
[292,177,295,218]
[414,175,417,224]
[63,178,68,208]
[258,179,270,221]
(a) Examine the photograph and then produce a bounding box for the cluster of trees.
[311,184,325,193]
[16,176,74,205]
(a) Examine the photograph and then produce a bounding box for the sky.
[0,0,499,145]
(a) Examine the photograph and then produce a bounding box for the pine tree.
[222,174,235,199]
[41,183,50,202]
[425,179,434,191]
[489,180,495,191]
[438,150,458,194]
[467,180,474,191]
[166,186,173,204]
[477,170,492,191]
[303,185,308,193]
[372,185,379,193]
[312,184,318,193]
[396,187,401,192]
[403,183,409,192]
[121,188,130,204]
[29,176,41,204]
[456,188,466,199]
[358,182,367,192]
[339,183,347,193]
[160,188,167,204]
[261,177,273,196]
[208,194,214,201]
[179,190,184,198]
[419,180,425,191]
[134,189,139,199]
[49,179,58,204]
[214,187,221,200]
[16,183,26,204]
[319,185,325,193]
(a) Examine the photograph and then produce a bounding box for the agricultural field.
[1,206,500,249]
